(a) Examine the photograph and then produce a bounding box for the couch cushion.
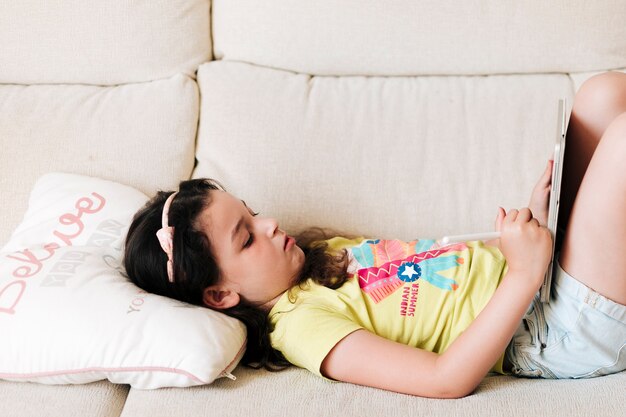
[0,1,210,85]
[193,61,573,241]
[212,0,626,75]
[0,380,129,417]
[0,74,198,246]
[120,366,626,417]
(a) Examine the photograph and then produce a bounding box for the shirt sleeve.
[270,303,363,379]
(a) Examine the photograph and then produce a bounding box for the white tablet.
[540,98,568,302]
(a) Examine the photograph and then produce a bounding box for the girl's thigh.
[561,72,626,227]
[559,112,626,306]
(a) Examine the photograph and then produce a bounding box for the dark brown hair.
[123,179,351,371]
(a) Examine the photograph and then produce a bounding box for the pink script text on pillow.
[0,192,106,315]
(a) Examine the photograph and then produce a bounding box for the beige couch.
[1,1,625,416]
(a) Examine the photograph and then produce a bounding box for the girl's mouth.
[284,236,295,251]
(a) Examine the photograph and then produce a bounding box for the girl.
[124,72,626,399]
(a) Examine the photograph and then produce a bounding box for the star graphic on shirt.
[402,265,417,279]
[397,262,421,283]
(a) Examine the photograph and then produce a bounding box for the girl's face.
[199,190,305,311]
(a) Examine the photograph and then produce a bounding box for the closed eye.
[243,233,254,249]
[241,200,258,249]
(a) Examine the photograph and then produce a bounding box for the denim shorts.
[504,261,626,379]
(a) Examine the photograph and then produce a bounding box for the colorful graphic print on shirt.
[349,239,466,304]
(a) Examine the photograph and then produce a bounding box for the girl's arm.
[321,208,552,399]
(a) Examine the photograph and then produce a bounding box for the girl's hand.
[528,159,553,226]
[495,207,552,288]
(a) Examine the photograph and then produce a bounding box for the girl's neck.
[258,290,288,312]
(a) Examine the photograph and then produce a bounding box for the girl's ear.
[202,286,240,310]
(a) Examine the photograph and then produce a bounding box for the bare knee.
[574,72,626,116]
[572,72,626,142]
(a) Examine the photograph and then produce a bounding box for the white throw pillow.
[0,173,246,389]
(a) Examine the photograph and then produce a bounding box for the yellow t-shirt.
[269,237,508,379]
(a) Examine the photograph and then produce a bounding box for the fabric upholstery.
[0,0,211,85]
[194,61,574,240]
[213,0,626,75]
[0,381,129,417]
[119,366,626,417]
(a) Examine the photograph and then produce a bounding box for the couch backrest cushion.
[213,0,626,75]
[193,61,574,240]
[0,74,198,245]
[0,0,211,85]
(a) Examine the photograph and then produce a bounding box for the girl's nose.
[259,217,278,237]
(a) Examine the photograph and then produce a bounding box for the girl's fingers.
[504,208,519,223]
[543,159,554,182]
[495,206,506,231]
[533,159,553,192]
[504,207,535,224]
[538,159,553,190]
[517,207,533,222]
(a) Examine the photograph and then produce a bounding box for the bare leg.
[559,111,626,305]
[559,72,626,230]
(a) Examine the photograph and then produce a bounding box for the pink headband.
[156,192,178,283]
